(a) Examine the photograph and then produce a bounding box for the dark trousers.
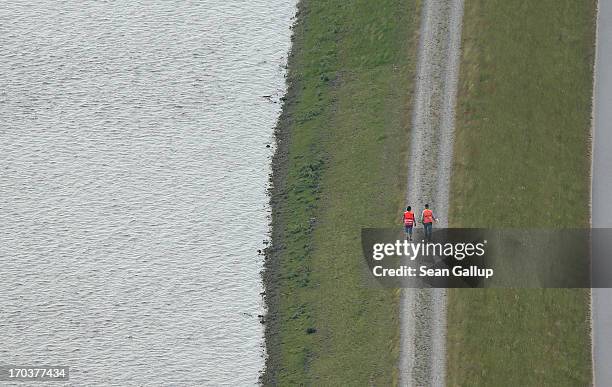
[424,222,433,241]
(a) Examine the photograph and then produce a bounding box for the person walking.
[421,203,437,241]
[402,206,415,241]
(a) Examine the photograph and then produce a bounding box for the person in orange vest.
[402,206,416,241]
[421,203,438,241]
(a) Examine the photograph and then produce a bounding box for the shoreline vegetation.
[261,0,421,384]
[262,0,596,384]
[447,0,596,385]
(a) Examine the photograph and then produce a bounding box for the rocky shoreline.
[259,3,305,384]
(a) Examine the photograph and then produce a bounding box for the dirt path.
[399,0,464,385]
[592,0,612,385]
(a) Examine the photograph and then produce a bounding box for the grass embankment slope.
[447,0,596,385]
[262,0,420,384]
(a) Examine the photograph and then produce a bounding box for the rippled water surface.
[0,1,295,385]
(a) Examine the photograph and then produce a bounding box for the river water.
[0,1,295,385]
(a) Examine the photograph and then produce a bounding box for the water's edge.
[260,1,306,384]
[1,2,295,384]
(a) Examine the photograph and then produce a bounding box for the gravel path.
[399,0,464,385]
[591,1,612,385]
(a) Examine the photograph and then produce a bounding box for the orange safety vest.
[423,209,434,224]
[403,211,415,226]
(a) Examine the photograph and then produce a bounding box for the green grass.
[447,0,596,385]
[269,0,421,384]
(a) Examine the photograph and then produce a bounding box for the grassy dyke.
[262,0,421,384]
[447,0,596,385]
